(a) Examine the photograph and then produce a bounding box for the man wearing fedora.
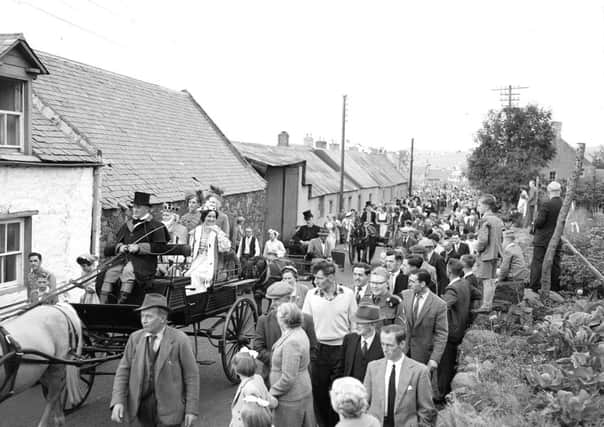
[108,192,170,304]
[291,210,321,255]
[306,228,333,263]
[341,304,384,382]
[110,293,199,427]
[254,281,318,386]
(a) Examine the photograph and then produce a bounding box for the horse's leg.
[38,364,67,427]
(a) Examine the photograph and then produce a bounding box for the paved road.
[2,247,381,427]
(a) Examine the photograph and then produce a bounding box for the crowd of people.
[22,179,567,426]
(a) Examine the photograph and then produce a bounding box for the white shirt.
[413,291,429,317]
[144,326,166,352]
[320,242,326,256]
[361,331,376,351]
[355,284,369,300]
[384,356,405,414]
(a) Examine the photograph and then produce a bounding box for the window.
[329,200,333,214]
[549,171,557,181]
[0,219,24,287]
[0,77,24,148]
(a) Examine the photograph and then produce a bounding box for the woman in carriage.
[184,208,232,293]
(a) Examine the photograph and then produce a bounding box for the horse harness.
[0,304,80,403]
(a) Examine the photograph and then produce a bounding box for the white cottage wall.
[0,166,94,305]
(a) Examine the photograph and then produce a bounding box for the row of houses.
[0,34,406,304]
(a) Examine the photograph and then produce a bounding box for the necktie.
[147,335,158,361]
[362,340,368,355]
[412,295,421,322]
[387,363,396,421]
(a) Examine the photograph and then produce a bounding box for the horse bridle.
[0,325,22,403]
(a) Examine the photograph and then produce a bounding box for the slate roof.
[313,149,380,189]
[347,151,407,187]
[31,107,98,163]
[234,142,357,197]
[32,52,265,208]
[0,33,48,73]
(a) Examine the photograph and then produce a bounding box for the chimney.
[329,142,340,151]
[315,140,327,149]
[278,131,289,147]
[551,121,562,139]
[303,134,314,147]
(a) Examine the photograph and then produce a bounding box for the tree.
[466,105,557,205]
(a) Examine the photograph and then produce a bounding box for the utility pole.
[408,138,414,197]
[492,85,529,109]
[338,95,347,214]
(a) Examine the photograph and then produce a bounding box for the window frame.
[0,212,34,296]
[549,171,557,181]
[0,77,25,149]
[0,218,25,289]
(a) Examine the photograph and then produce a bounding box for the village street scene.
[1,1,604,427]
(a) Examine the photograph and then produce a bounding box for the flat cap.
[265,281,294,299]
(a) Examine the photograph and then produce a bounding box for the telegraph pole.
[338,95,347,214]
[492,85,529,109]
[408,138,414,197]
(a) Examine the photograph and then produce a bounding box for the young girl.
[230,352,277,427]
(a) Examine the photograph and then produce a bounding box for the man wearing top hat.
[110,293,199,427]
[290,210,321,255]
[341,304,385,382]
[253,281,318,386]
[111,192,170,304]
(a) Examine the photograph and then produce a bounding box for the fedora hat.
[353,304,384,324]
[135,293,170,312]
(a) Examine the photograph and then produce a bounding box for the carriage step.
[196,359,216,366]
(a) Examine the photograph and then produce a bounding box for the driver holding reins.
[105,191,170,305]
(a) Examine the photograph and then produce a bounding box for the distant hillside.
[412,150,469,171]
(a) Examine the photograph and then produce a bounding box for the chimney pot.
[278,131,289,147]
[315,140,327,149]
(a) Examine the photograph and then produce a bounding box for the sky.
[2,0,603,152]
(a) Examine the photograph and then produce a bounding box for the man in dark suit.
[445,232,470,261]
[401,269,448,374]
[364,324,436,427]
[385,249,408,295]
[396,226,417,256]
[360,202,377,224]
[420,237,449,296]
[460,254,483,317]
[306,228,333,262]
[290,210,321,255]
[253,281,318,385]
[341,305,384,381]
[530,181,563,292]
[437,259,471,401]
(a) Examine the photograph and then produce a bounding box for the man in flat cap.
[111,293,199,427]
[498,230,529,283]
[530,181,563,292]
[253,281,318,385]
[306,228,333,263]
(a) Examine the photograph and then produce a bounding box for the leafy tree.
[467,105,557,205]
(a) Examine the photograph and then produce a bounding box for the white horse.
[0,303,84,427]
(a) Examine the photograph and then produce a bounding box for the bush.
[561,226,604,297]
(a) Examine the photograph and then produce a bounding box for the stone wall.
[101,189,267,254]
[0,165,94,305]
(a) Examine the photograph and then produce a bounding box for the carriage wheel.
[221,297,258,384]
[62,337,97,414]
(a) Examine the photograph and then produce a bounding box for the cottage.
[0,34,101,304]
[542,121,594,183]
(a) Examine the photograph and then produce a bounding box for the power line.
[491,85,529,109]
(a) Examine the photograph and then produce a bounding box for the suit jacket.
[401,290,448,365]
[229,374,277,427]
[447,243,470,261]
[476,212,504,262]
[498,243,529,282]
[306,237,333,259]
[393,271,409,295]
[533,196,562,247]
[441,278,471,344]
[364,357,436,427]
[342,332,384,381]
[114,218,169,279]
[110,327,199,425]
[428,252,449,295]
[237,235,260,258]
[253,311,318,379]
[269,327,313,402]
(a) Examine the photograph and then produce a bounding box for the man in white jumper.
[303,260,357,427]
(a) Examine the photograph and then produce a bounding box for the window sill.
[0,210,38,220]
[0,282,25,297]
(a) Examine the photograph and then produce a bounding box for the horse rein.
[0,325,22,404]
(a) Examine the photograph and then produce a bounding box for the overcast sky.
[2,0,603,152]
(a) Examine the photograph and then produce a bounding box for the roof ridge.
[36,50,188,96]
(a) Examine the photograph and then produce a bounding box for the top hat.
[135,293,170,312]
[303,210,313,220]
[133,191,152,206]
[353,304,384,324]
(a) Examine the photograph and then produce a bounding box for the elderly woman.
[185,209,231,293]
[263,229,286,258]
[179,192,203,232]
[269,303,315,427]
[230,352,277,427]
[330,377,380,427]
